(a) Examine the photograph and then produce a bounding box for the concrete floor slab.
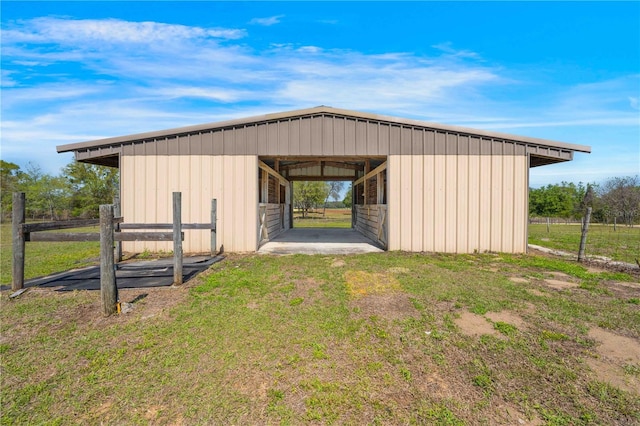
[258,228,384,255]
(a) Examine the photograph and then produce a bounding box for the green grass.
[2,251,639,424]
[1,224,100,285]
[528,223,640,264]
[293,208,352,228]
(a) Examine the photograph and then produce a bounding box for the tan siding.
[387,156,401,250]
[411,155,423,251]
[121,155,257,253]
[388,155,528,254]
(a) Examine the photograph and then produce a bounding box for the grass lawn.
[293,208,352,228]
[2,251,639,424]
[1,224,100,286]
[528,223,640,264]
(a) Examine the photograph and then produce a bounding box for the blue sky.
[1,1,638,187]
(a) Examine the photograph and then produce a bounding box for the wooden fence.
[11,192,217,315]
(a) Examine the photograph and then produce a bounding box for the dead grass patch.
[344,270,401,298]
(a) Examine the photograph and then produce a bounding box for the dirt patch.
[605,281,640,300]
[586,327,640,394]
[544,279,579,290]
[330,259,346,268]
[509,277,529,284]
[351,293,419,321]
[528,288,550,298]
[344,270,401,298]
[454,311,499,337]
[486,311,526,329]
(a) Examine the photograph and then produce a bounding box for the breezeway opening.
[257,156,388,253]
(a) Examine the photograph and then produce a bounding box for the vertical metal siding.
[121,155,258,253]
[387,154,528,253]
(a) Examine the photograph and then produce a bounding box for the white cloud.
[249,15,284,26]
[1,17,246,45]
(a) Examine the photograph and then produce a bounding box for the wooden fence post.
[577,207,592,263]
[100,204,118,316]
[211,198,217,255]
[113,195,122,263]
[173,192,183,285]
[12,192,26,291]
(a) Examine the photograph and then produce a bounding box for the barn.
[57,106,591,254]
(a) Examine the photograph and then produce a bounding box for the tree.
[529,182,586,220]
[322,181,345,216]
[599,176,640,226]
[63,161,119,218]
[293,181,329,218]
[343,186,353,208]
[0,160,23,220]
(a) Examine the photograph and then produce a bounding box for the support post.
[546,217,550,233]
[577,207,592,263]
[100,204,118,316]
[11,192,25,291]
[211,198,217,255]
[173,192,183,285]
[113,195,122,263]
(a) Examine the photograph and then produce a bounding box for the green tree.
[323,181,345,216]
[529,182,586,220]
[293,181,329,218]
[0,160,23,220]
[63,161,119,218]
[343,186,353,208]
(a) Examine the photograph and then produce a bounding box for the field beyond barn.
[1,251,639,424]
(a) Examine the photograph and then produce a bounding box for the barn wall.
[388,155,528,253]
[121,155,258,253]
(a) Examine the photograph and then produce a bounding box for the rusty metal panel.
[344,118,357,155]
[299,116,312,155]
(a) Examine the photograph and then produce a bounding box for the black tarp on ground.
[2,256,223,292]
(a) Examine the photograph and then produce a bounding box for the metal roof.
[57,106,591,155]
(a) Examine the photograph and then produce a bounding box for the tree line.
[529,176,639,225]
[1,160,118,221]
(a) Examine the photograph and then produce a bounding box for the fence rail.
[11,192,218,316]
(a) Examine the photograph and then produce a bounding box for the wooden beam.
[323,161,364,171]
[23,219,101,233]
[100,204,117,316]
[353,161,387,186]
[279,161,319,171]
[30,232,183,242]
[173,192,183,285]
[12,192,25,291]
[287,176,356,181]
[120,223,213,230]
[258,160,289,185]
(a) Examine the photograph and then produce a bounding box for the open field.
[0,224,100,285]
[528,223,640,265]
[293,208,352,228]
[2,251,639,424]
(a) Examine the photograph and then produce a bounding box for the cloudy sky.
[1,1,638,187]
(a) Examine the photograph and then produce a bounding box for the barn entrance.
[257,156,388,252]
